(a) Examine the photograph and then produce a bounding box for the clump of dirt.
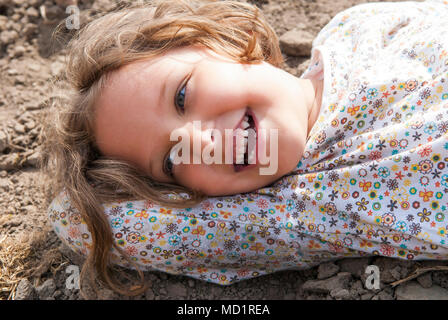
[2,0,447,301]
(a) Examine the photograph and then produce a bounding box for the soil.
[2,0,448,301]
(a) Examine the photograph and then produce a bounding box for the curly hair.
[40,0,283,298]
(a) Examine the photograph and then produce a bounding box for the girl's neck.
[304,77,324,139]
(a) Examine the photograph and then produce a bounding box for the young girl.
[42,0,448,297]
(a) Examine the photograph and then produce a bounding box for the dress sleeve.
[47,183,313,285]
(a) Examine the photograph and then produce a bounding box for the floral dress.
[48,0,448,285]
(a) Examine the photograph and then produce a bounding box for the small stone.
[0,153,19,170]
[53,290,63,299]
[50,61,65,77]
[12,45,25,58]
[302,272,352,294]
[22,23,37,38]
[417,273,433,289]
[279,28,314,57]
[317,262,340,280]
[360,292,374,300]
[26,151,40,167]
[0,170,7,178]
[10,175,19,184]
[25,7,39,19]
[0,179,9,192]
[284,292,295,300]
[6,206,15,214]
[35,279,56,300]
[28,63,40,72]
[389,266,402,281]
[12,0,26,5]
[351,280,368,295]
[432,271,448,289]
[395,281,448,300]
[330,288,351,300]
[210,285,223,298]
[21,15,30,25]
[98,288,118,300]
[42,5,64,21]
[22,205,35,214]
[9,22,21,34]
[166,282,187,298]
[14,123,25,134]
[0,16,7,32]
[11,13,21,23]
[24,120,36,131]
[159,287,167,295]
[24,102,42,111]
[29,127,39,138]
[14,279,37,300]
[145,288,155,300]
[14,75,26,85]
[0,30,19,45]
[17,112,32,124]
[267,286,283,300]
[12,135,29,146]
[371,290,394,300]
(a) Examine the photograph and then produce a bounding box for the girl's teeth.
[236,152,244,164]
[234,114,256,166]
[248,148,256,164]
[235,136,248,165]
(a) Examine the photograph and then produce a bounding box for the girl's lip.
[233,107,258,172]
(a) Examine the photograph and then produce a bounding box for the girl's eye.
[163,153,174,178]
[175,81,187,113]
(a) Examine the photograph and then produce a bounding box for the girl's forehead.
[112,47,203,76]
[110,45,237,82]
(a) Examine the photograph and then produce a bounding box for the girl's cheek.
[176,164,207,191]
[179,164,232,195]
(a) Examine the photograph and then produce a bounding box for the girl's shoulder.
[313,0,448,49]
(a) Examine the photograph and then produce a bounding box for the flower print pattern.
[48,0,448,285]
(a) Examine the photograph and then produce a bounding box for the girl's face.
[94,45,322,196]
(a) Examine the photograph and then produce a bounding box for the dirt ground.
[2,0,448,301]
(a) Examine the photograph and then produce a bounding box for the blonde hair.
[40,0,283,298]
